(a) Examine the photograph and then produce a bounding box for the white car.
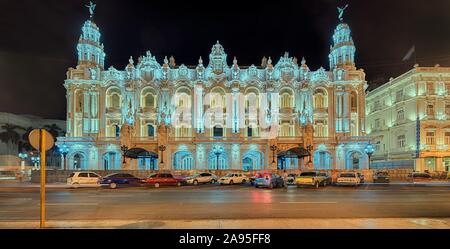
[336,172,361,186]
[218,173,249,185]
[185,172,218,185]
[67,172,101,188]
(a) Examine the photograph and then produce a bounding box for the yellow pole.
[40,129,46,229]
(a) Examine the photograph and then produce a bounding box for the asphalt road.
[1,183,450,222]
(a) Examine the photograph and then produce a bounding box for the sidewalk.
[0,218,449,229]
[0,181,68,189]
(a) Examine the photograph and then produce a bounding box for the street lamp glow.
[365,143,375,169]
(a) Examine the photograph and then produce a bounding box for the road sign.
[29,129,54,151]
[28,129,54,229]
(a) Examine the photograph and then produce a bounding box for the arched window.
[210,88,226,109]
[141,88,157,109]
[313,88,328,110]
[279,88,294,109]
[106,88,122,110]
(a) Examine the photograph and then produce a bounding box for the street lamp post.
[213,146,223,170]
[158,145,167,164]
[58,144,69,171]
[270,145,278,164]
[365,143,375,170]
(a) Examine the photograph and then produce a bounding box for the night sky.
[1,0,450,120]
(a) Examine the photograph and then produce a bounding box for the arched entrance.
[71,153,87,170]
[173,151,194,170]
[347,151,363,170]
[242,150,264,171]
[314,151,332,169]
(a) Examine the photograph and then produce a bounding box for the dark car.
[145,173,183,188]
[408,172,432,183]
[373,171,390,183]
[100,173,144,189]
[254,173,285,189]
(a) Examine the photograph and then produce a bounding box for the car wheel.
[314,181,319,189]
[323,181,327,187]
[109,183,117,189]
[177,182,182,187]
[269,183,274,189]
[193,180,199,186]
[211,179,217,184]
[229,180,234,185]
[72,183,80,189]
[242,179,246,184]
[155,183,160,188]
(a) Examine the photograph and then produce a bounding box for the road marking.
[280,202,338,204]
[87,195,130,198]
[44,203,98,206]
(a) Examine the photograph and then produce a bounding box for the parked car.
[145,173,183,188]
[67,172,101,188]
[408,172,432,183]
[185,172,218,185]
[373,171,390,183]
[254,173,285,189]
[250,172,272,186]
[218,173,249,185]
[100,173,144,189]
[286,173,297,185]
[296,171,332,188]
[336,172,361,186]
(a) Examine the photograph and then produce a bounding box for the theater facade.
[56,6,371,171]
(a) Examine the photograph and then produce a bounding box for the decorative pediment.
[311,67,330,82]
[137,51,162,83]
[103,66,125,81]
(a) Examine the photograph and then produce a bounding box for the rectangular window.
[427,104,435,116]
[396,90,403,102]
[445,132,450,145]
[446,105,450,116]
[375,119,380,129]
[397,109,405,121]
[398,135,406,148]
[426,131,436,145]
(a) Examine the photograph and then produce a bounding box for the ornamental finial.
[85,1,96,19]
[337,4,349,22]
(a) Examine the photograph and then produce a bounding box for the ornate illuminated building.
[57,4,371,171]
[366,65,450,172]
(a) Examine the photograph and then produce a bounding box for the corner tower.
[329,5,356,71]
[76,2,105,69]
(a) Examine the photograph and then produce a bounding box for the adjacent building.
[57,5,371,171]
[366,65,450,172]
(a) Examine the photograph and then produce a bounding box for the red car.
[145,173,183,188]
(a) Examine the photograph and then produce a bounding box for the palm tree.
[18,127,34,152]
[43,124,64,139]
[0,124,25,155]
[43,124,66,169]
